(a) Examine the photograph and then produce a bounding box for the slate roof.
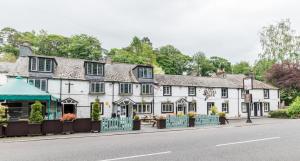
[8,56,278,89]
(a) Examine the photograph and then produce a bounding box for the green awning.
[0,76,56,101]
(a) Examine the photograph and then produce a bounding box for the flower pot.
[28,123,42,136]
[189,117,195,127]
[157,119,166,129]
[73,118,92,133]
[91,120,101,133]
[0,125,4,137]
[219,117,226,125]
[42,120,62,135]
[62,121,74,134]
[6,121,29,137]
[132,120,141,131]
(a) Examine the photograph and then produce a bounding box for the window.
[141,84,153,95]
[162,103,174,113]
[163,86,172,96]
[241,102,247,113]
[264,89,269,99]
[221,88,228,98]
[28,79,47,91]
[188,102,196,112]
[90,82,105,93]
[90,102,104,115]
[138,67,153,79]
[222,102,229,113]
[241,89,248,99]
[188,87,196,96]
[85,62,104,76]
[264,102,270,112]
[30,57,53,72]
[120,83,132,94]
[133,103,152,114]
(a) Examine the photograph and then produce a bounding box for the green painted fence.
[194,115,219,126]
[101,117,133,132]
[166,115,189,128]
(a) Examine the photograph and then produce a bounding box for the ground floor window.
[241,102,247,113]
[162,103,174,113]
[222,102,229,113]
[133,103,152,114]
[90,102,104,115]
[188,102,196,112]
[264,102,270,112]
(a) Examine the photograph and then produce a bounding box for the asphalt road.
[1,119,300,161]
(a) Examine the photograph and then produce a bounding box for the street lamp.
[243,73,253,123]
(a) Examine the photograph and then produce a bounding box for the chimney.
[216,68,226,78]
[19,43,33,57]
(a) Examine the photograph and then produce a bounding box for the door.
[63,104,76,114]
[177,104,186,114]
[207,102,215,115]
[260,102,263,116]
[120,105,129,117]
[253,103,258,116]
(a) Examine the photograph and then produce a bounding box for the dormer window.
[30,57,53,73]
[85,62,104,76]
[138,67,153,79]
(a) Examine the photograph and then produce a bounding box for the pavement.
[0,118,298,161]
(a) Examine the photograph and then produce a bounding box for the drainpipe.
[237,88,240,118]
[112,82,115,114]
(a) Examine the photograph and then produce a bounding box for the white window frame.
[86,62,104,76]
[134,103,152,114]
[162,103,174,113]
[138,67,153,79]
[120,83,132,94]
[222,102,229,113]
[188,87,196,96]
[264,89,269,99]
[30,57,38,71]
[28,79,47,91]
[163,86,171,96]
[141,84,153,95]
[90,82,105,94]
[221,88,228,98]
[263,102,270,112]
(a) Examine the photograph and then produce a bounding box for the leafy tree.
[190,52,215,76]
[232,61,252,75]
[209,56,232,73]
[29,101,44,123]
[36,33,69,57]
[92,98,101,121]
[253,58,275,81]
[259,19,300,63]
[157,45,191,75]
[287,97,300,118]
[0,27,21,47]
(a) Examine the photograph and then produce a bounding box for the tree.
[190,52,215,76]
[29,101,44,123]
[36,33,69,57]
[157,45,191,75]
[92,98,100,121]
[259,19,300,63]
[232,61,252,75]
[209,56,232,73]
[253,58,275,81]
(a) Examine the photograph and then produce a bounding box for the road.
[1,119,300,161]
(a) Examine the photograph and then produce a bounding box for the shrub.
[269,109,289,118]
[177,111,184,117]
[0,104,8,123]
[61,113,76,121]
[218,112,226,118]
[287,97,300,118]
[188,112,196,118]
[29,101,44,123]
[210,106,218,115]
[92,98,100,121]
[133,115,140,121]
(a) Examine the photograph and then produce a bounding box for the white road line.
[98,151,172,161]
[216,137,280,147]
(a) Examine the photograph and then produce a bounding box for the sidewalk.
[0,118,287,143]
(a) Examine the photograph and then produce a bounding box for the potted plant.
[61,113,76,134]
[28,101,43,136]
[218,112,227,125]
[156,115,166,129]
[0,104,8,137]
[188,112,196,127]
[132,115,141,130]
[91,98,101,132]
[210,106,218,115]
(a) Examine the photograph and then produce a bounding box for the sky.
[0,0,299,64]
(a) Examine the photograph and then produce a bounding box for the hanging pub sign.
[243,77,253,90]
[203,88,216,101]
[245,94,252,103]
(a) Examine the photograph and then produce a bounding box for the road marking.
[216,137,280,147]
[98,151,172,161]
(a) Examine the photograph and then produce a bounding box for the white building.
[2,46,280,119]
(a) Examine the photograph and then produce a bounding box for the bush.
[210,106,218,115]
[287,97,300,118]
[92,98,100,121]
[29,101,44,123]
[61,113,76,121]
[0,104,8,123]
[188,112,196,118]
[269,109,289,118]
[218,112,226,118]
[133,115,140,121]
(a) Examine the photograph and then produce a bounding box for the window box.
[132,120,141,131]
[157,119,166,129]
[28,123,42,136]
[62,121,74,134]
[42,120,62,135]
[5,121,29,137]
[91,120,101,133]
[73,118,92,133]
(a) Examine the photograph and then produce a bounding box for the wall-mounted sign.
[243,77,253,90]
[203,88,216,101]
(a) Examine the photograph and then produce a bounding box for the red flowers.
[61,113,76,121]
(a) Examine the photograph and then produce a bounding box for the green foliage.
[218,112,226,117]
[92,98,101,121]
[0,104,8,123]
[269,109,289,118]
[287,97,300,118]
[187,112,196,118]
[280,89,300,106]
[133,115,140,121]
[253,59,275,81]
[232,61,252,75]
[209,56,232,73]
[210,106,218,115]
[190,52,215,76]
[29,101,44,123]
[0,52,17,62]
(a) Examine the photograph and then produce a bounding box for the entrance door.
[63,104,75,114]
[177,104,186,114]
[120,105,129,117]
[253,102,258,116]
[260,102,263,116]
[207,102,215,115]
